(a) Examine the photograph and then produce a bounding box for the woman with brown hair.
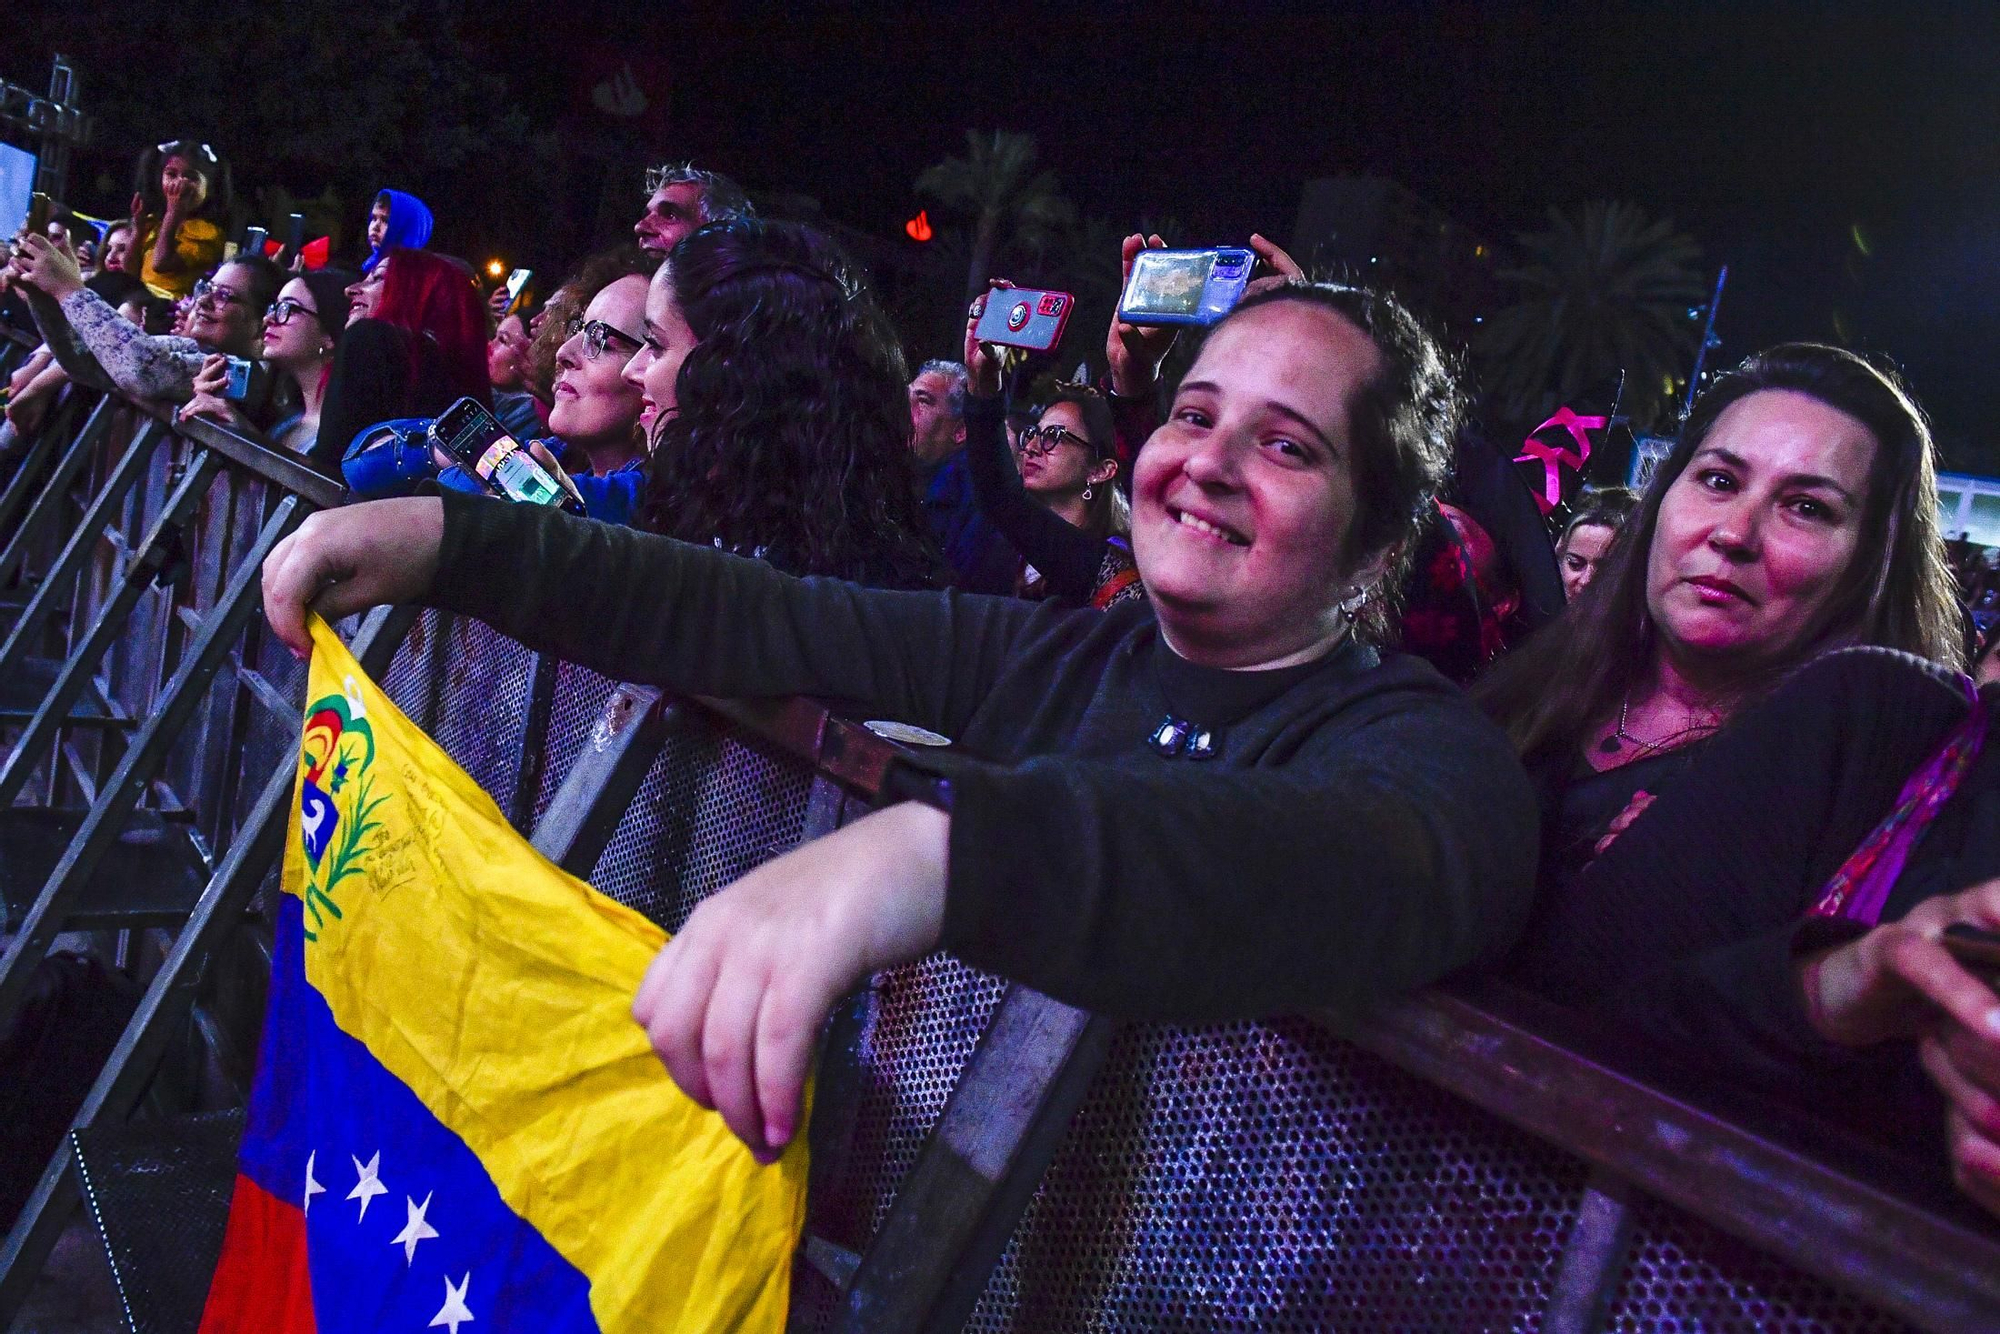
[1478,343,2000,1215]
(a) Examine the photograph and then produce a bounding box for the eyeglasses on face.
[564,316,644,361]
[1016,423,1091,458]
[192,279,248,310]
[264,297,318,327]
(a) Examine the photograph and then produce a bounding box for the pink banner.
[1514,406,1607,514]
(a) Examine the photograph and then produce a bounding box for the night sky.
[14,3,2000,461]
[528,3,2000,461]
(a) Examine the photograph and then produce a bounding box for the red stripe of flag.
[197,1173,317,1333]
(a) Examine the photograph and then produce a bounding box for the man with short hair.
[909,359,1018,594]
[634,163,754,259]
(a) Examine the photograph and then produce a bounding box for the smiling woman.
[259,278,1538,1162]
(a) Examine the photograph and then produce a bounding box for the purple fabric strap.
[1810,675,1985,927]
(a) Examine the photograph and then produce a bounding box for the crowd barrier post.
[0,416,166,688]
[0,482,307,1030]
[0,387,97,555]
[0,447,228,811]
[0,605,416,1324]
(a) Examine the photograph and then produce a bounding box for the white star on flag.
[303,1151,324,1215]
[391,1192,440,1264]
[347,1151,387,1222]
[430,1271,474,1331]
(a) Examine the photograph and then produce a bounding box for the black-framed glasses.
[265,297,317,327]
[1016,424,1090,458]
[192,279,247,309]
[564,317,644,361]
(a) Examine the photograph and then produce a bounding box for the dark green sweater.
[426,491,1539,1023]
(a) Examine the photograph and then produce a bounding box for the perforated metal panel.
[527,662,620,826]
[72,1110,242,1334]
[1603,1194,1912,1333]
[424,618,538,816]
[588,714,815,931]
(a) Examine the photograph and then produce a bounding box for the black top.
[962,395,1111,603]
[1534,745,1706,908]
[1507,647,1979,1139]
[315,320,480,470]
[424,491,1541,1023]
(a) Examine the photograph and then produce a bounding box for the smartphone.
[286,212,305,254]
[219,355,258,401]
[243,225,268,257]
[25,192,51,238]
[429,396,580,512]
[1944,925,2000,980]
[974,286,1075,352]
[502,268,533,316]
[1117,247,1255,327]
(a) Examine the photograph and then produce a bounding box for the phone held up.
[1943,924,2000,983]
[25,191,52,239]
[974,286,1075,353]
[429,396,582,513]
[219,356,261,402]
[502,268,534,317]
[1117,247,1255,328]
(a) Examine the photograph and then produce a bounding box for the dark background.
[8,1,1999,466]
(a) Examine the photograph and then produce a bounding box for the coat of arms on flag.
[197,615,808,1333]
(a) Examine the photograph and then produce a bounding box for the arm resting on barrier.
[424,489,1046,738]
[934,690,1538,1023]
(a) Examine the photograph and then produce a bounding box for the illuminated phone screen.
[1126,252,1216,316]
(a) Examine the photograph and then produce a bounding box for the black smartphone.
[1943,925,2000,979]
[428,396,580,512]
[26,191,51,238]
[242,225,268,258]
[502,268,533,316]
[286,212,305,253]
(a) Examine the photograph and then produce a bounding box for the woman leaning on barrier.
[261,279,1539,1165]
[1473,346,2000,1216]
[179,269,354,455]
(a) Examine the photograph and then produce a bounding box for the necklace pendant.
[1599,735,1622,754]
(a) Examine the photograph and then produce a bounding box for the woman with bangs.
[315,248,490,470]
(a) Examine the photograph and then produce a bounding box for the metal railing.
[0,368,1993,1333]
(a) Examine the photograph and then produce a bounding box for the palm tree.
[1474,201,1709,431]
[916,130,1075,303]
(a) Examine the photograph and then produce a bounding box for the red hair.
[372,247,491,406]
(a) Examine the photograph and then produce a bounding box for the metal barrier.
[0,374,1996,1334]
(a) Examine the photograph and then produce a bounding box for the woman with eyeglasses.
[962,294,1144,609]
[4,238,278,408]
[434,268,653,523]
[179,271,355,454]
[316,248,491,471]
[128,139,232,301]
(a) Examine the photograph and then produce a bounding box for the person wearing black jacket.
[262,280,1538,1164]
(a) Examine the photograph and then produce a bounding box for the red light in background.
[904,210,933,243]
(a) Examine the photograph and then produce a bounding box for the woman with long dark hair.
[180,270,354,454]
[622,217,940,587]
[128,139,233,300]
[315,248,489,470]
[1474,344,2000,1212]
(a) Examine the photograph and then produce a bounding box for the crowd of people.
[9,132,2000,1224]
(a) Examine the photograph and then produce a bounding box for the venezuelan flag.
[198,617,807,1332]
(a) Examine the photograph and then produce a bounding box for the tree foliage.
[916,129,1074,303]
[1474,200,1709,430]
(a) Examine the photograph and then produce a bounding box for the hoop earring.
[1337,584,1371,618]
[1082,485,1094,502]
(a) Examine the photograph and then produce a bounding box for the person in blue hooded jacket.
[361,189,434,275]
